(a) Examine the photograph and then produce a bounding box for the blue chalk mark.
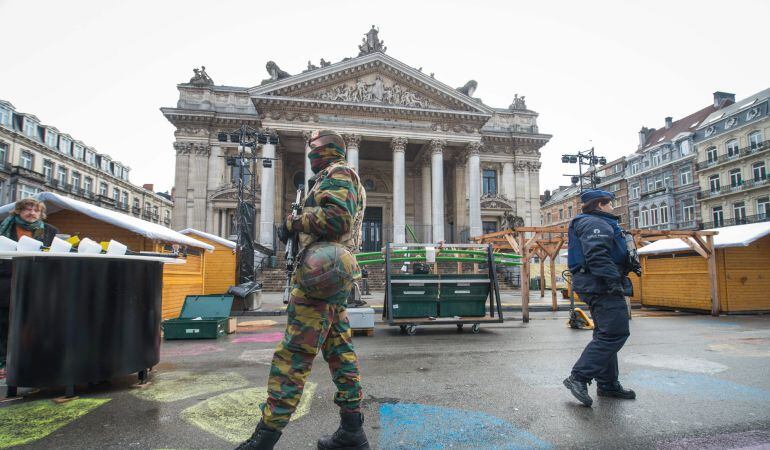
[625,369,770,403]
[379,403,551,450]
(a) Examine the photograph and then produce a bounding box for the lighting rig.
[217,125,279,284]
[561,147,607,192]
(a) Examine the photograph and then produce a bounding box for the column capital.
[301,130,313,141]
[466,141,483,155]
[391,136,408,153]
[174,141,210,156]
[429,139,446,155]
[344,134,362,148]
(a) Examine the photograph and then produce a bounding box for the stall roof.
[0,192,214,251]
[179,228,236,249]
[638,222,770,256]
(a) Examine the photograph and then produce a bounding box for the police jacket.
[567,211,629,295]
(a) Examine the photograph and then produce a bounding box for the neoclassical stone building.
[162,27,551,250]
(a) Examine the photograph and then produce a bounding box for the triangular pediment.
[249,53,492,116]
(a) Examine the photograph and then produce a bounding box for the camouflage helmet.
[296,242,361,301]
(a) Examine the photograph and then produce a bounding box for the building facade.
[0,100,173,225]
[162,27,551,249]
[694,88,770,229]
[540,184,580,227]
[626,92,735,230]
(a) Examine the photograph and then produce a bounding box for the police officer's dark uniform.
[563,189,636,407]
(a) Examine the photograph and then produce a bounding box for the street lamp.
[561,147,608,192]
[217,125,279,284]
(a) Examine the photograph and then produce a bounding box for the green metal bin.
[162,295,234,340]
[439,274,490,317]
[390,274,438,318]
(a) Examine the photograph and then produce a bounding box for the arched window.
[706,146,718,163]
[726,139,740,158]
[650,204,659,225]
[749,131,764,150]
[641,207,649,227]
[753,161,767,181]
[659,203,668,224]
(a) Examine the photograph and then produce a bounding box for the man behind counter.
[0,198,59,378]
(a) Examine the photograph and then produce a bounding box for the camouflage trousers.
[260,290,363,431]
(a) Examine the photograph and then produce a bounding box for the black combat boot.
[317,411,370,450]
[598,381,636,399]
[235,420,282,450]
[563,375,593,406]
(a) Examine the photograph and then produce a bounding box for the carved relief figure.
[314,78,432,109]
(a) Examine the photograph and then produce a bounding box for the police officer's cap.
[580,189,615,203]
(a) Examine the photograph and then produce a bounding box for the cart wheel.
[406,325,417,336]
[399,325,407,334]
[471,324,481,334]
[456,324,464,332]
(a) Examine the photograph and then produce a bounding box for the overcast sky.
[1,0,768,194]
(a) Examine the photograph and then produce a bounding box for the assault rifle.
[623,231,642,276]
[283,187,304,304]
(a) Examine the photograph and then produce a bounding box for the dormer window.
[651,151,661,165]
[679,140,690,156]
[59,138,71,155]
[0,107,10,127]
[45,130,58,148]
[23,118,38,138]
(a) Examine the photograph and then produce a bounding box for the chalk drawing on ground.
[623,353,728,374]
[625,369,770,402]
[181,383,317,443]
[131,371,249,403]
[0,398,110,448]
[239,349,277,365]
[379,403,552,449]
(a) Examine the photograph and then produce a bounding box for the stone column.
[345,134,361,173]
[302,131,313,190]
[523,162,532,225]
[453,155,467,233]
[466,142,483,238]
[172,142,190,229]
[502,161,515,199]
[259,140,276,246]
[421,158,432,242]
[430,140,446,242]
[529,161,542,226]
[206,145,224,233]
[391,137,408,244]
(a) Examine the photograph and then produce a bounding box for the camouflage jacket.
[292,160,366,252]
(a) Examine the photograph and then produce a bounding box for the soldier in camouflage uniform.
[237,130,369,450]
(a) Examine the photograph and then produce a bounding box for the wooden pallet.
[352,328,374,337]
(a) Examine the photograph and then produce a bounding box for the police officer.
[237,130,369,450]
[563,189,636,407]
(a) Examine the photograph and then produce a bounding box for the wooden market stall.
[179,228,236,295]
[474,226,720,320]
[637,222,770,314]
[0,192,214,319]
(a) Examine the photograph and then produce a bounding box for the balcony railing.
[11,165,45,181]
[132,206,141,214]
[698,175,770,199]
[696,140,769,171]
[163,217,171,225]
[700,213,770,230]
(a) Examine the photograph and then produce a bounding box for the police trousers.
[571,294,630,386]
[261,292,363,431]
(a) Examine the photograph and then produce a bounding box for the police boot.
[235,420,282,450]
[598,381,636,400]
[317,411,370,450]
[563,375,593,406]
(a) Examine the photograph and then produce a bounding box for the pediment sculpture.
[261,61,292,85]
[313,76,435,109]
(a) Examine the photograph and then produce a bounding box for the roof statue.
[509,93,527,110]
[320,58,331,67]
[456,80,478,97]
[358,25,386,56]
[261,61,292,85]
[189,66,214,85]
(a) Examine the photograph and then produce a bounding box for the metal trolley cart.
[358,243,519,335]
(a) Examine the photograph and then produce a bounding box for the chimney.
[143,183,154,191]
[544,189,551,202]
[713,91,736,108]
[664,117,673,129]
[638,127,649,149]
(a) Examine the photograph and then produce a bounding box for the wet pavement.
[2,310,770,449]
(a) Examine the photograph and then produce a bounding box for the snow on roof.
[0,192,214,251]
[638,222,770,256]
[179,228,236,249]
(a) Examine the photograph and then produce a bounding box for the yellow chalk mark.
[132,371,249,403]
[0,398,110,448]
[709,343,770,357]
[181,383,317,443]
